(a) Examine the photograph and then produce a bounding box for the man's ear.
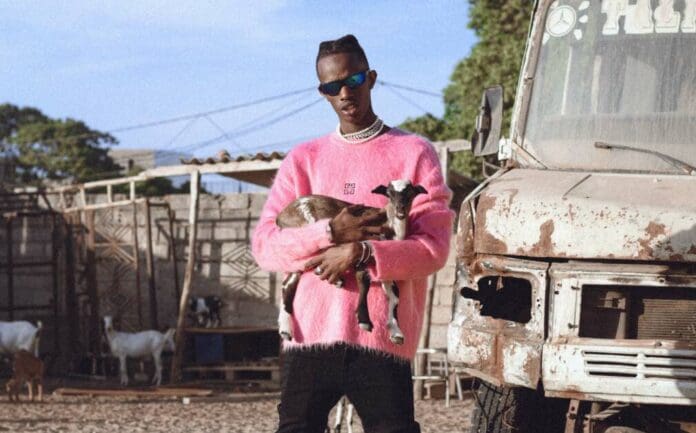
[368,69,377,89]
[414,185,428,195]
[372,185,388,196]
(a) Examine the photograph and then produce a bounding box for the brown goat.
[5,349,44,402]
[276,180,426,344]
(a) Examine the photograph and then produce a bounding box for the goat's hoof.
[390,334,404,345]
[358,322,373,332]
[280,331,293,341]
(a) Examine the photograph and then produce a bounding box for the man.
[251,34,454,433]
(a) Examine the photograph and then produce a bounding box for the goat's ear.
[372,185,389,196]
[414,185,428,196]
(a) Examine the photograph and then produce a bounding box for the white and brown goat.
[275,180,426,345]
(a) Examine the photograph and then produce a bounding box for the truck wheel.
[469,380,564,433]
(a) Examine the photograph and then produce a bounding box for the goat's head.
[103,316,114,333]
[372,180,427,219]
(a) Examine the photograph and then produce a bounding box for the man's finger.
[304,256,322,270]
[361,211,387,224]
[362,226,384,235]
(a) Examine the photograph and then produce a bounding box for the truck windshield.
[524,0,696,173]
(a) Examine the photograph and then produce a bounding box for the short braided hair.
[316,34,369,67]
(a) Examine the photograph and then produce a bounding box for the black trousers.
[276,344,421,433]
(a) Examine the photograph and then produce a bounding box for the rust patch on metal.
[475,194,508,254]
[528,220,555,256]
[689,245,696,255]
[522,347,540,381]
[637,222,667,259]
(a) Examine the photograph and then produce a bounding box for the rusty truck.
[448,1,696,432]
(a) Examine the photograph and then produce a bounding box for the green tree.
[399,0,534,179]
[444,0,533,140]
[1,103,121,185]
[399,114,449,141]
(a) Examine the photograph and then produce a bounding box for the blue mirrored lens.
[344,71,366,88]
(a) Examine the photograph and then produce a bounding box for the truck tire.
[469,380,565,433]
[604,428,646,433]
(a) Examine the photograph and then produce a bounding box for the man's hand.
[330,205,389,244]
[304,243,362,285]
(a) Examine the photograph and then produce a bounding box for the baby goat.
[5,349,44,402]
[103,316,175,386]
[276,180,426,344]
[188,295,223,328]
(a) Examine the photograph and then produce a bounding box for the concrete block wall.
[427,243,458,349]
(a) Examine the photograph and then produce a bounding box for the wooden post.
[51,213,60,357]
[85,210,100,355]
[132,202,143,329]
[171,171,200,383]
[6,217,14,321]
[144,199,158,330]
[168,207,180,305]
[64,216,79,355]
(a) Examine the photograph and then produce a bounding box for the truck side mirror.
[471,85,503,156]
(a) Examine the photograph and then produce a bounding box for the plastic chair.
[412,347,451,407]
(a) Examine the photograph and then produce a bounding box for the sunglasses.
[318,70,370,96]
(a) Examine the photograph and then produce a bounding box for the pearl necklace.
[336,117,384,144]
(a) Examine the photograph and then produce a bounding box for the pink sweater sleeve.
[251,155,333,273]
[369,146,455,281]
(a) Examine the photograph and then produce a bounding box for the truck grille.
[583,349,696,382]
[580,285,696,343]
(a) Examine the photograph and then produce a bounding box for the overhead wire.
[26,79,442,181]
[380,84,433,115]
[89,94,324,178]
[164,116,200,148]
[95,90,320,168]
[377,80,442,98]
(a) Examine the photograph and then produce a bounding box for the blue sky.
[2,1,475,176]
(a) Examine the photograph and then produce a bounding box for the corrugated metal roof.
[180,150,286,166]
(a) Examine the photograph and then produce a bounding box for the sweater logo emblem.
[344,183,356,195]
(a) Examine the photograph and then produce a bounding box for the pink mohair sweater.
[251,128,454,361]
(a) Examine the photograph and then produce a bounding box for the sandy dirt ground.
[0,388,474,433]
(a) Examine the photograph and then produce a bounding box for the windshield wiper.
[594,141,696,175]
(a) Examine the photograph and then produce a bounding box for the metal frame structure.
[42,155,283,382]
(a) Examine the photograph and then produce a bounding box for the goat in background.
[103,316,175,386]
[0,320,42,357]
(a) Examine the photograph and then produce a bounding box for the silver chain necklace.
[336,117,384,143]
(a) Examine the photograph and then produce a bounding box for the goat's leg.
[355,269,373,331]
[332,397,345,432]
[346,402,355,433]
[382,281,404,345]
[28,380,34,401]
[279,272,300,341]
[153,352,163,386]
[37,379,43,402]
[119,356,129,386]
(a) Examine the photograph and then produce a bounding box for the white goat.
[276,180,426,344]
[103,316,175,386]
[0,320,42,357]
